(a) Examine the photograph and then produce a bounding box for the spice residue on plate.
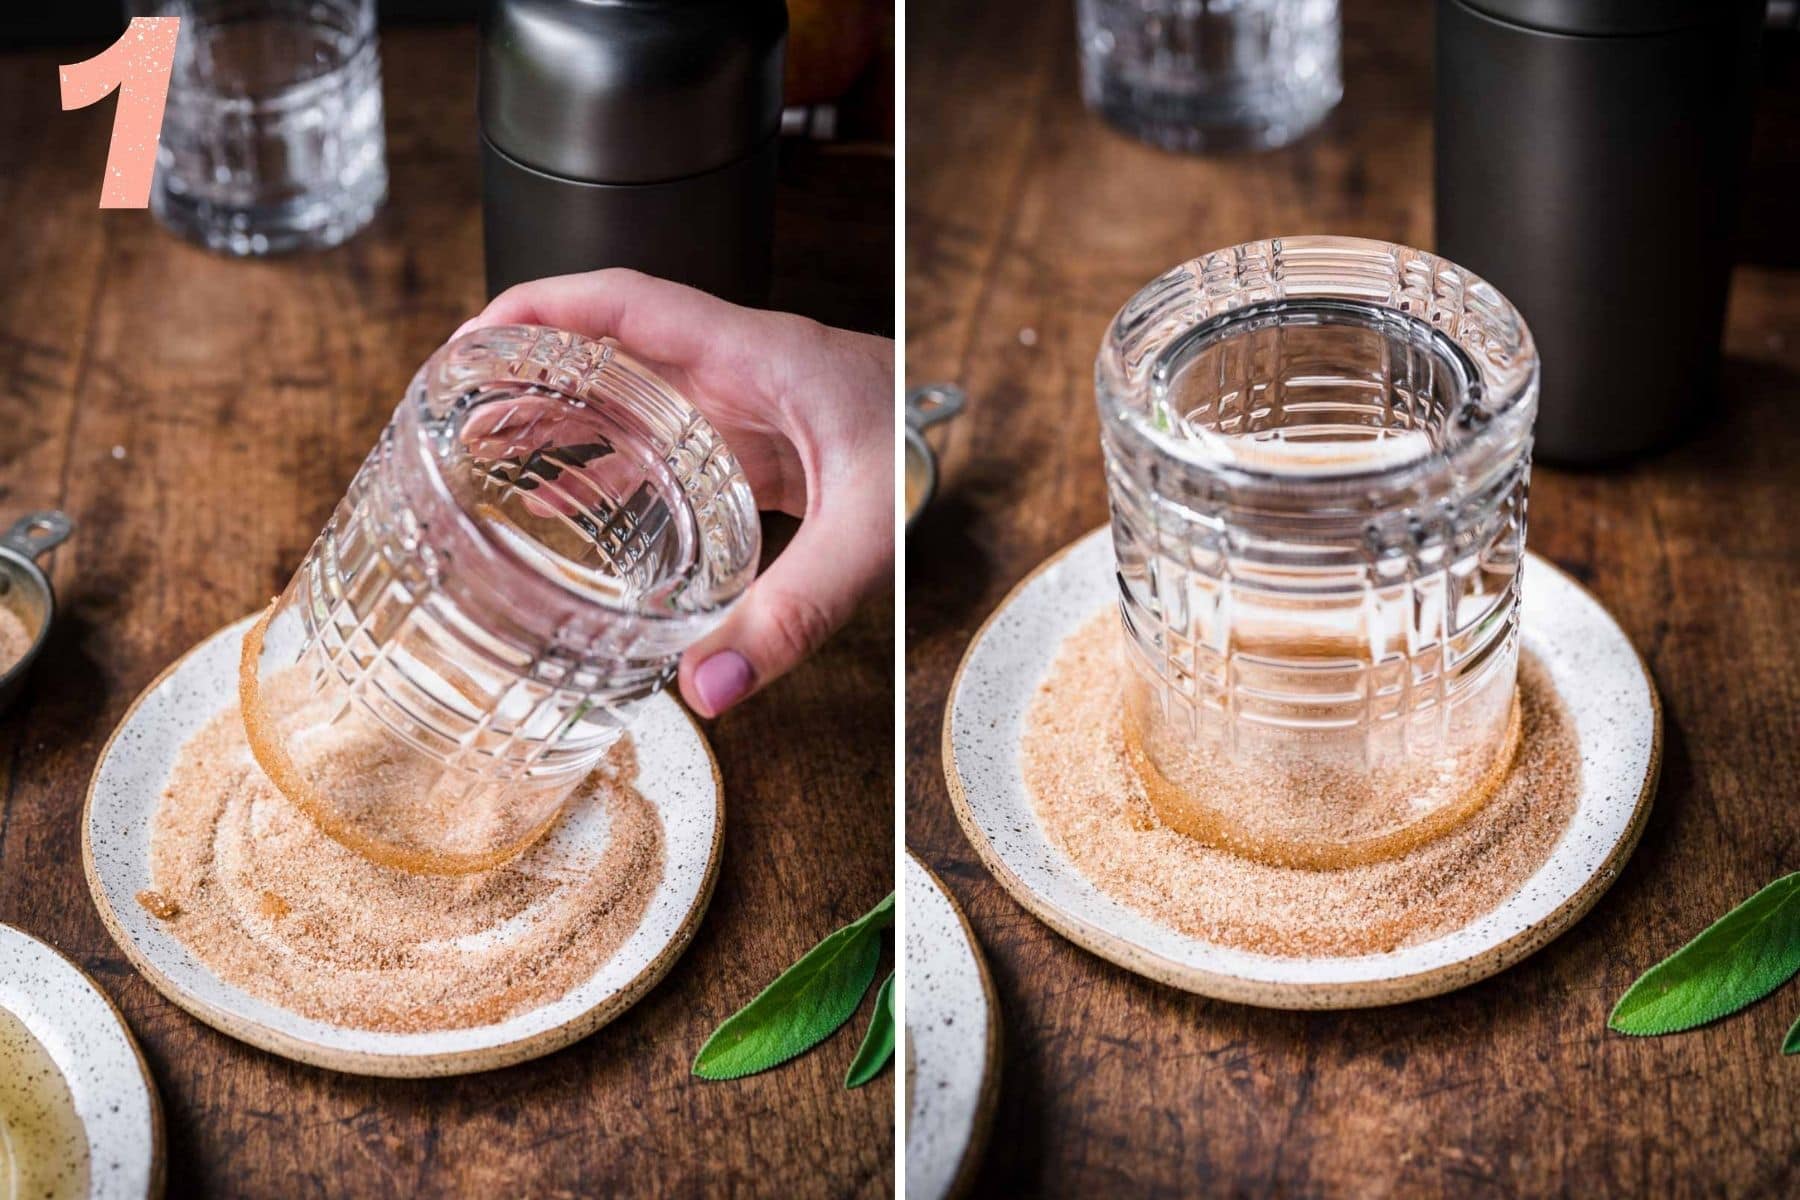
[0,606,34,677]
[0,1005,89,1200]
[142,674,664,1033]
[1020,611,1581,957]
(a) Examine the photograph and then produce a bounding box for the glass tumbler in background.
[1098,237,1538,869]
[1076,0,1342,152]
[128,0,387,254]
[241,326,761,874]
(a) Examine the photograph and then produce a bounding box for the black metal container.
[479,0,786,304]
[1435,0,1764,464]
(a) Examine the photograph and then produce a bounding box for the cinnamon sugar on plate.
[1020,612,1581,957]
[142,684,664,1033]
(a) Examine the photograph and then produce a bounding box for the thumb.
[676,487,891,717]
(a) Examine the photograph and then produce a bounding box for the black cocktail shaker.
[1435,0,1764,464]
[479,0,787,304]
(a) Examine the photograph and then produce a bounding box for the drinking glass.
[129,0,387,254]
[1098,236,1538,868]
[242,326,761,874]
[1076,0,1342,152]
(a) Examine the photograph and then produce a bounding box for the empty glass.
[242,326,761,874]
[130,0,387,254]
[1076,0,1342,152]
[1098,237,1538,868]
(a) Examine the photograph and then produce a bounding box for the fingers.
[456,269,757,369]
[677,478,893,717]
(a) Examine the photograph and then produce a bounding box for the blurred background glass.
[1076,0,1342,152]
[125,0,387,255]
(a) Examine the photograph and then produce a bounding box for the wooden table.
[0,26,894,1199]
[907,1,1800,1194]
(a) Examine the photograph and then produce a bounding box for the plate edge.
[0,923,165,1200]
[905,851,1002,1200]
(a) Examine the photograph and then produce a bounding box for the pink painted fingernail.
[692,650,754,716]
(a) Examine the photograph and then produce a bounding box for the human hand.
[461,269,894,717]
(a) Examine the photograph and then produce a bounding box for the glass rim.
[1097,235,1539,497]
[400,324,760,629]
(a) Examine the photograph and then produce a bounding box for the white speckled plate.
[83,614,722,1077]
[904,852,1000,1200]
[944,527,1660,1009]
[0,923,163,1199]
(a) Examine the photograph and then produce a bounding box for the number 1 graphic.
[59,18,181,209]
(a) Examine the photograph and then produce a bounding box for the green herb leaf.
[845,972,895,1089]
[1609,873,1800,1037]
[693,893,894,1081]
[1784,1013,1800,1056]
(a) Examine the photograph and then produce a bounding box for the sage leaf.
[845,972,895,1089]
[1784,1014,1799,1056]
[693,893,894,1081]
[1609,873,1800,1037]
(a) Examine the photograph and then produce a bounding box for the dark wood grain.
[906,1,1800,1195]
[0,26,894,1199]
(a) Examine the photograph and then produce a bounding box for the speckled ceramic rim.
[0,922,165,1199]
[942,527,1662,1009]
[904,851,1002,1200]
[82,613,724,1077]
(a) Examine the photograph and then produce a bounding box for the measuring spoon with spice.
[905,383,965,530]
[0,511,74,718]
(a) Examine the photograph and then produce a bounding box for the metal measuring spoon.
[0,511,74,717]
[905,384,965,530]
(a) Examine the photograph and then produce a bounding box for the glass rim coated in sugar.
[1097,235,1539,870]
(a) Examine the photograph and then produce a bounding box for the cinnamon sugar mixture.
[141,681,664,1032]
[1021,612,1581,956]
[0,604,34,673]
